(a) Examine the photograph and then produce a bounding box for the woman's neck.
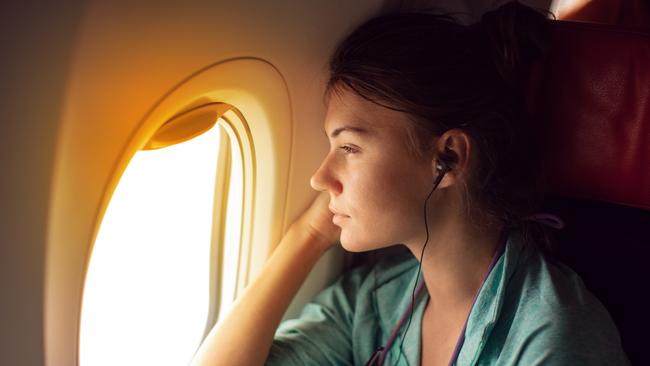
[404,214,504,317]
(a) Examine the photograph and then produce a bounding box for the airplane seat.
[524,19,650,365]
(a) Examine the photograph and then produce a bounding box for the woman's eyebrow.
[324,125,370,139]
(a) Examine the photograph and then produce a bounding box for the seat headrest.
[525,20,650,211]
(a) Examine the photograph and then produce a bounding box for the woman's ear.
[431,129,472,189]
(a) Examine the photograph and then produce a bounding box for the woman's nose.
[310,157,342,194]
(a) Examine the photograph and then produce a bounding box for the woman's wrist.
[287,220,337,255]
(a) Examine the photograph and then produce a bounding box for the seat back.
[525,20,650,365]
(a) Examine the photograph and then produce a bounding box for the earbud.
[435,150,455,177]
[436,156,452,175]
[436,161,450,174]
[432,160,450,189]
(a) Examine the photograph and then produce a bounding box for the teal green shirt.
[267,230,630,365]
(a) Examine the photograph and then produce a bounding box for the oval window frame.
[45,57,292,366]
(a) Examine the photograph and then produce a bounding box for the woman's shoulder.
[495,235,630,364]
[512,239,613,317]
[500,231,609,311]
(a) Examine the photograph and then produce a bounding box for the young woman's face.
[310,87,437,252]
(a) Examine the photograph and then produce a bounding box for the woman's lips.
[329,206,349,224]
[329,206,349,217]
[332,213,349,224]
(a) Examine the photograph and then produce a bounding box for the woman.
[191,1,630,365]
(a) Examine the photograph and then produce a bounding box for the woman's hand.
[292,191,341,250]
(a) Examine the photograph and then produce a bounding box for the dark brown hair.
[327,1,554,250]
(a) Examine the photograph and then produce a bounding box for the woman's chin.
[340,243,366,253]
[339,235,362,252]
[339,235,383,253]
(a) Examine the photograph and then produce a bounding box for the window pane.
[80,125,222,366]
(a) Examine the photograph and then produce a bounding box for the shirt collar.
[456,229,529,365]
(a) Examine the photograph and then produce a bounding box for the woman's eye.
[339,145,358,154]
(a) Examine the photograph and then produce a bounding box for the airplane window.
[79,118,243,366]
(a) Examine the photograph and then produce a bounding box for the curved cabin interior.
[1,0,648,365]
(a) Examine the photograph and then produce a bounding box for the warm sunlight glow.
[80,125,222,366]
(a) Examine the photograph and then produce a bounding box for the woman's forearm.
[190,223,331,366]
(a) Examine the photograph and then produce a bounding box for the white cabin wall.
[0,2,86,365]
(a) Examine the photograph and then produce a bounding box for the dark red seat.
[526,19,650,365]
